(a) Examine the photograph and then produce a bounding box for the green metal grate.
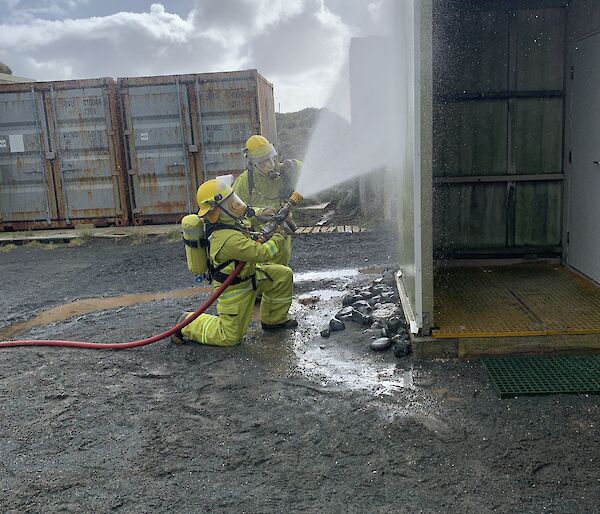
[483,355,600,398]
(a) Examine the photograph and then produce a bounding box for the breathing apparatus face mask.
[221,192,252,220]
[252,155,276,177]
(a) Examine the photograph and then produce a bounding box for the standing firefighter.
[233,135,301,266]
[172,179,298,347]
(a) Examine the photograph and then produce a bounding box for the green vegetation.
[0,243,17,253]
[129,228,150,245]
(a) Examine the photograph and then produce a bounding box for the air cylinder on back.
[181,214,209,276]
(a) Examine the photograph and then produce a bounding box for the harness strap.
[182,238,208,248]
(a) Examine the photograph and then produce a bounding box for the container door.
[48,84,125,223]
[0,90,54,225]
[123,82,195,220]
[568,32,600,283]
[196,77,259,180]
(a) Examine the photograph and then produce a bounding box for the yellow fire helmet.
[196,179,234,217]
[244,135,277,161]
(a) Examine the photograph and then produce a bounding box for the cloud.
[0,0,388,111]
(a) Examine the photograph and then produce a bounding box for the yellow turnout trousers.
[182,263,293,347]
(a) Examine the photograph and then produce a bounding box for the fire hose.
[0,261,246,350]
[0,191,302,351]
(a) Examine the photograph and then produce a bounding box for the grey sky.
[0,0,389,112]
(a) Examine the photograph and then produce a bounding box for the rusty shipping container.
[118,69,276,224]
[0,78,128,230]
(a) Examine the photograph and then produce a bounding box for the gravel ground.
[0,228,598,513]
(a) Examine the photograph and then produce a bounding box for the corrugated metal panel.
[439,8,509,95]
[511,98,563,174]
[0,88,53,225]
[196,72,260,180]
[48,80,126,224]
[433,3,565,254]
[434,184,508,249]
[434,101,507,177]
[514,181,562,246]
[513,8,565,91]
[120,70,274,223]
[256,73,277,145]
[121,80,195,220]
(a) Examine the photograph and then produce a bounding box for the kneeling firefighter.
[233,135,301,266]
[173,178,297,347]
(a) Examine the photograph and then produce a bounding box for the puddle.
[0,286,212,340]
[294,269,360,282]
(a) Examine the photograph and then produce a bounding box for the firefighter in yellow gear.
[173,178,297,347]
[233,135,301,266]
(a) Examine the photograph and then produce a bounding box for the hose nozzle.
[289,191,303,205]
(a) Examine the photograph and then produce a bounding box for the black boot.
[261,319,298,331]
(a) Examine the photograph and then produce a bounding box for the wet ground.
[1,229,599,513]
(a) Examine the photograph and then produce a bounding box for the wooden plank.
[344,225,352,233]
[313,226,321,233]
[352,226,360,233]
[360,227,367,232]
[337,225,345,233]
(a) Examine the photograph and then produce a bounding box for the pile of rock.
[320,277,411,358]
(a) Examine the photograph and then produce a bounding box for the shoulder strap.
[248,166,255,197]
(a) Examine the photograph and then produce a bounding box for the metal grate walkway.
[433,264,600,338]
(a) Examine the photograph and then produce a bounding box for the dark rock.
[386,316,406,333]
[371,321,382,330]
[329,318,345,332]
[320,328,331,338]
[370,285,386,295]
[335,306,354,320]
[393,339,411,358]
[342,294,363,306]
[352,311,373,326]
[360,289,374,300]
[353,300,372,314]
[370,337,392,351]
[381,327,389,338]
[380,292,396,302]
[368,295,381,307]
[373,277,384,284]
[391,333,408,344]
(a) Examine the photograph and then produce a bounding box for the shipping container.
[393,0,600,357]
[0,78,128,230]
[118,70,276,224]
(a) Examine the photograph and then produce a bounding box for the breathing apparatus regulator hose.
[0,261,246,350]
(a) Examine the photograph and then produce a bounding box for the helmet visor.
[252,153,276,175]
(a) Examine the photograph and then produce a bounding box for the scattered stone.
[352,310,373,326]
[342,294,363,307]
[360,289,374,300]
[320,328,331,338]
[367,295,381,307]
[391,333,408,344]
[393,339,411,358]
[381,327,389,338]
[352,300,372,314]
[371,285,386,295]
[298,295,320,305]
[386,316,406,333]
[335,306,354,320]
[371,321,382,330]
[380,292,396,302]
[329,318,345,332]
[372,303,398,323]
[373,277,384,284]
[370,337,392,351]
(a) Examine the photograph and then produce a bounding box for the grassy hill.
[275,108,349,161]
